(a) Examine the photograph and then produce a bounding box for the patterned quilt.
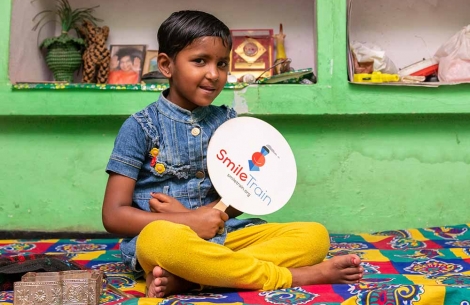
[1,224,470,305]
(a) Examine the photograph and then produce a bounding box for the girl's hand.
[189,206,228,239]
[148,193,228,239]
[149,193,189,213]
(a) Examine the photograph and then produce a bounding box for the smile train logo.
[248,146,270,171]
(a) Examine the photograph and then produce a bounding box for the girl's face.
[165,36,230,111]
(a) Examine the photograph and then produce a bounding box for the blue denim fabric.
[106,90,266,272]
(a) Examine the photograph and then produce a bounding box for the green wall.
[1,0,469,234]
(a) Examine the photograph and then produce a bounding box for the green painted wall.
[1,0,469,234]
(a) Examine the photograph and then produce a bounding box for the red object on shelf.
[410,64,439,77]
[398,58,439,77]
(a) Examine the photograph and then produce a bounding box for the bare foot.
[290,254,363,286]
[146,266,196,298]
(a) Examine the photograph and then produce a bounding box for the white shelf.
[349,0,470,72]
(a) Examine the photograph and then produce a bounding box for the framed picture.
[229,29,274,79]
[142,50,160,75]
[108,44,146,84]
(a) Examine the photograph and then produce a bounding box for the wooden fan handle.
[213,200,227,234]
[213,200,228,212]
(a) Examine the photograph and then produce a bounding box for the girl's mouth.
[200,86,216,92]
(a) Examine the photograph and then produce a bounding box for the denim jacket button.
[191,127,200,136]
[195,170,205,179]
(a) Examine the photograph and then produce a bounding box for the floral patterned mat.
[2,224,470,304]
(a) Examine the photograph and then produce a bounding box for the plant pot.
[41,35,85,83]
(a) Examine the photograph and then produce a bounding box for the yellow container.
[353,72,400,83]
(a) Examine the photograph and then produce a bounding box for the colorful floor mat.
[1,224,470,304]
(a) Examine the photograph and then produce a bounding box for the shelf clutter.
[13,0,317,89]
[347,0,470,86]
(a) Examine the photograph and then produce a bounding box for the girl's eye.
[219,61,229,68]
[194,59,205,65]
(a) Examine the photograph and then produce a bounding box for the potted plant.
[32,0,102,82]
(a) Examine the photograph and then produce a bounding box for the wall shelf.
[3,82,470,116]
[11,82,248,91]
[10,0,317,84]
[2,0,470,117]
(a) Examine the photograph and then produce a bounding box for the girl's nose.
[206,66,219,81]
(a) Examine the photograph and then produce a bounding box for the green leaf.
[32,11,54,31]
[32,0,101,35]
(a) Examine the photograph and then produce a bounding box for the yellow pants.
[136,221,330,291]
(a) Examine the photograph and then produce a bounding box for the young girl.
[102,10,363,298]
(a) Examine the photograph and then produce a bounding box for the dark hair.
[157,10,232,59]
[115,47,142,61]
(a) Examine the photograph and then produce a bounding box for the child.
[102,10,363,298]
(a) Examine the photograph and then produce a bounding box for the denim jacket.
[106,90,266,271]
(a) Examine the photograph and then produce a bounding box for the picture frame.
[229,29,274,79]
[142,50,160,75]
[108,44,146,84]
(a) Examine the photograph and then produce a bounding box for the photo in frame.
[229,29,274,79]
[142,50,160,75]
[108,44,146,84]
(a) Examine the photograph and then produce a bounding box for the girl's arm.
[102,173,228,240]
[149,191,243,218]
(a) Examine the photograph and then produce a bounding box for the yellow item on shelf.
[353,72,400,83]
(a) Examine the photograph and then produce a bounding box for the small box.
[14,270,104,305]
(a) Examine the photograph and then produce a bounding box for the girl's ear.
[158,53,172,78]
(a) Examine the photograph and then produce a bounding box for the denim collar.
[155,89,210,124]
